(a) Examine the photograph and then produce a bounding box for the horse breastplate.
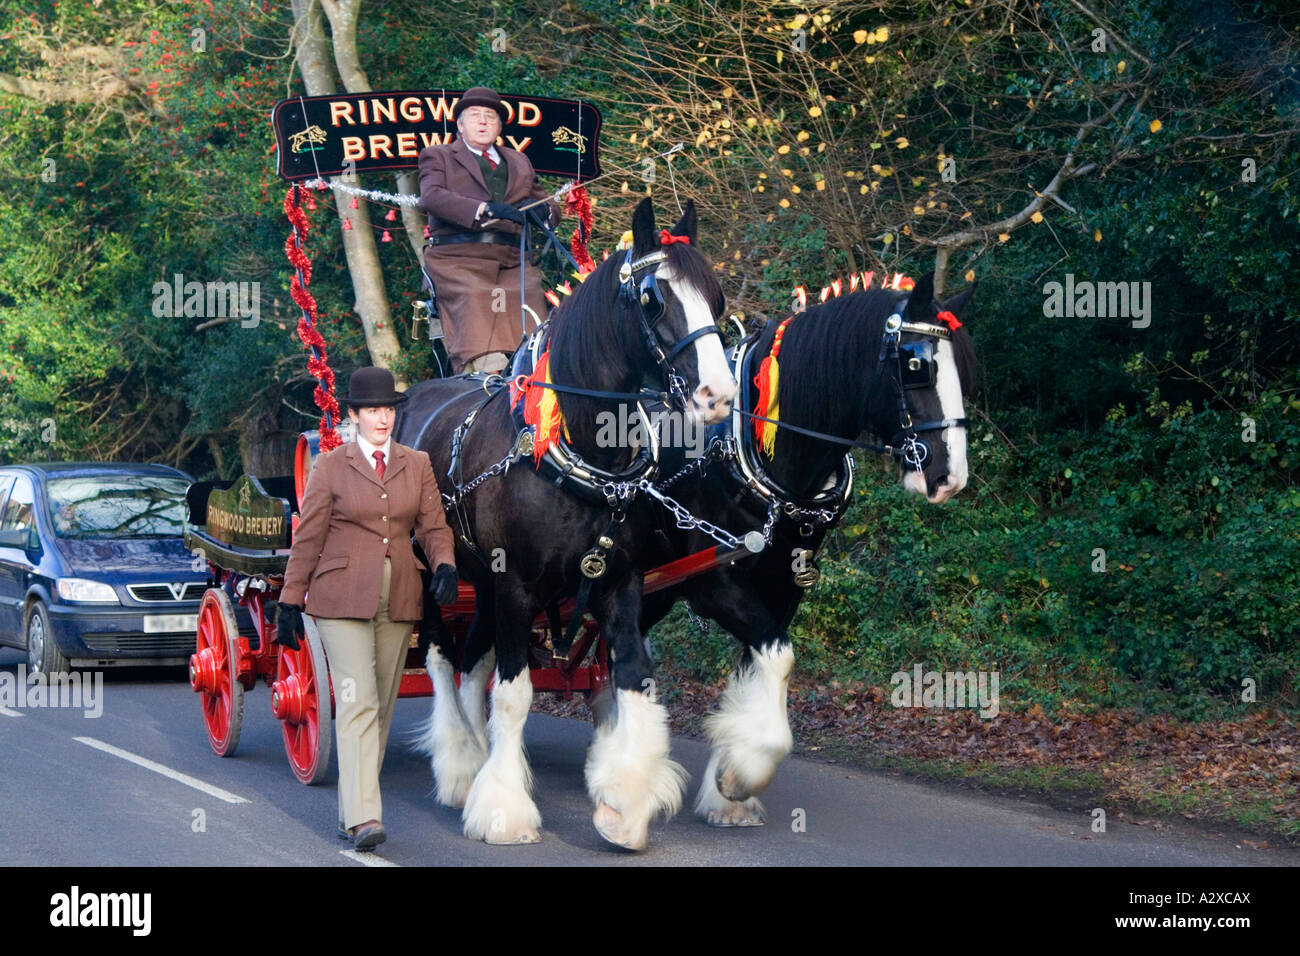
[508,324,661,505]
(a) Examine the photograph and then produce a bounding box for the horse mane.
[751,288,978,496]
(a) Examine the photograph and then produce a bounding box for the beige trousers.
[312,558,412,830]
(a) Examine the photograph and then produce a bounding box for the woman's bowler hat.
[454,86,509,124]
[341,367,408,407]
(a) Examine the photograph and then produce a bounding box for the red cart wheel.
[189,589,244,757]
[271,615,333,784]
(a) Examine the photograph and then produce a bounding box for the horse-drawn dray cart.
[183,427,764,784]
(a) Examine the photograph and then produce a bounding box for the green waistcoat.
[473,150,509,203]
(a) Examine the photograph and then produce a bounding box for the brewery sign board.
[272,90,602,181]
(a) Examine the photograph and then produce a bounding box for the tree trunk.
[291,0,405,380]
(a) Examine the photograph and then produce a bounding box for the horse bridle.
[731,299,968,476]
[619,248,724,410]
[874,301,969,472]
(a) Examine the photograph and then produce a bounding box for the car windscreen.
[45,475,190,539]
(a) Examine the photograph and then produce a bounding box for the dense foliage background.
[1,0,1296,718]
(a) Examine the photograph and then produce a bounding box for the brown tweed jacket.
[280,441,455,623]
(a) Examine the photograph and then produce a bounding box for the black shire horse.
[639,273,977,826]
[397,199,736,849]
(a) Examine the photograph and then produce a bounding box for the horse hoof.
[593,801,647,851]
[484,827,541,846]
[706,799,766,828]
[716,763,754,804]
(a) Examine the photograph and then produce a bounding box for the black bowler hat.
[341,367,408,407]
[454,86,509,124]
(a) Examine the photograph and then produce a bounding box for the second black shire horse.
[397,199,737,849]
[640,273,978,826]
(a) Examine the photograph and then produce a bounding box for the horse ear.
[667,200,697,244]
[631,198,658,256]
[904,272,935,318]
[939,281,977,322]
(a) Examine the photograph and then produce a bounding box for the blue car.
[0,462,211,677]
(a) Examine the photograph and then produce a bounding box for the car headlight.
[56,579,120,603]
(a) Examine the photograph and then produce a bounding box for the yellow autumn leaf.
[809,106,823,119]
[998,232,1010,242]
[860,184,869,194]
[1117,59,1126,73]
[965,269,975,282]
[1149,119,1162,133]
[1031,211,1043,223]
[816,180,826,191]
[796,130,810,142]
[853,29,868,44]
[913,205,925,216]
[777,144,790,154]
[1094,228,1103,242]
[895,136,910,148]
[787,14,808,30]
[875,26,889,42]
[864,54,876,64]
[779,198,790,208]
[791,185,802,193]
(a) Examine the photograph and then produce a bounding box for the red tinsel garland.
[565,183,596,274]
[283,184,342,452]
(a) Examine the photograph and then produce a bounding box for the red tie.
[485,152,497,170]
[372,450,385,480]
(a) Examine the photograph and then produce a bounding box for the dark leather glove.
[483,201,525,225]
[273,602,303,652]
[429,563,459,607]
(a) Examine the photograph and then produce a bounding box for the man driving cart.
[417,86,561,374]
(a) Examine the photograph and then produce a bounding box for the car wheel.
[25,602,70,679]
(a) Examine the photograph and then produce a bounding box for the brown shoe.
[351,820,386,852]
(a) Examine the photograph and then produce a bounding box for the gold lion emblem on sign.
[552,126,588,154]
[290,125,328,153]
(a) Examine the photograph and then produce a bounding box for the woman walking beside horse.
[275,366,460,852]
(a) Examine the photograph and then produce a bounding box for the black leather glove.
[483,201,525,225]
[273,602,303,652]
[429,563,459,607]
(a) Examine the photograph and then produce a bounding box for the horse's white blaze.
[416,646,487,808]
[462,671,541,844]
[931,337,968,502]
[901,337,968,502]
[659,263,736,425]
[459,647,494,750]
[585,688,688,849]
[702,642,794,799]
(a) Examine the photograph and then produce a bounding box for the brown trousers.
[423,243,547,372]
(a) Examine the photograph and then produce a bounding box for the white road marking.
[0,706,24,717]
[74,736,249,804]
[340,849,400,867]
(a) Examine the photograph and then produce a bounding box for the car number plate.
[143,614,198,634]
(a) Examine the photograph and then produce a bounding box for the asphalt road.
[1,647,1294,867]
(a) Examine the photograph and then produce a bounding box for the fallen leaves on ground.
[531,665,1299,836]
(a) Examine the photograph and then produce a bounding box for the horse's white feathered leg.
[462,670,541,844]
[415,646,486,808]
[586,687,687,851]
[459,647,494,752]
[699,642,794,805]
